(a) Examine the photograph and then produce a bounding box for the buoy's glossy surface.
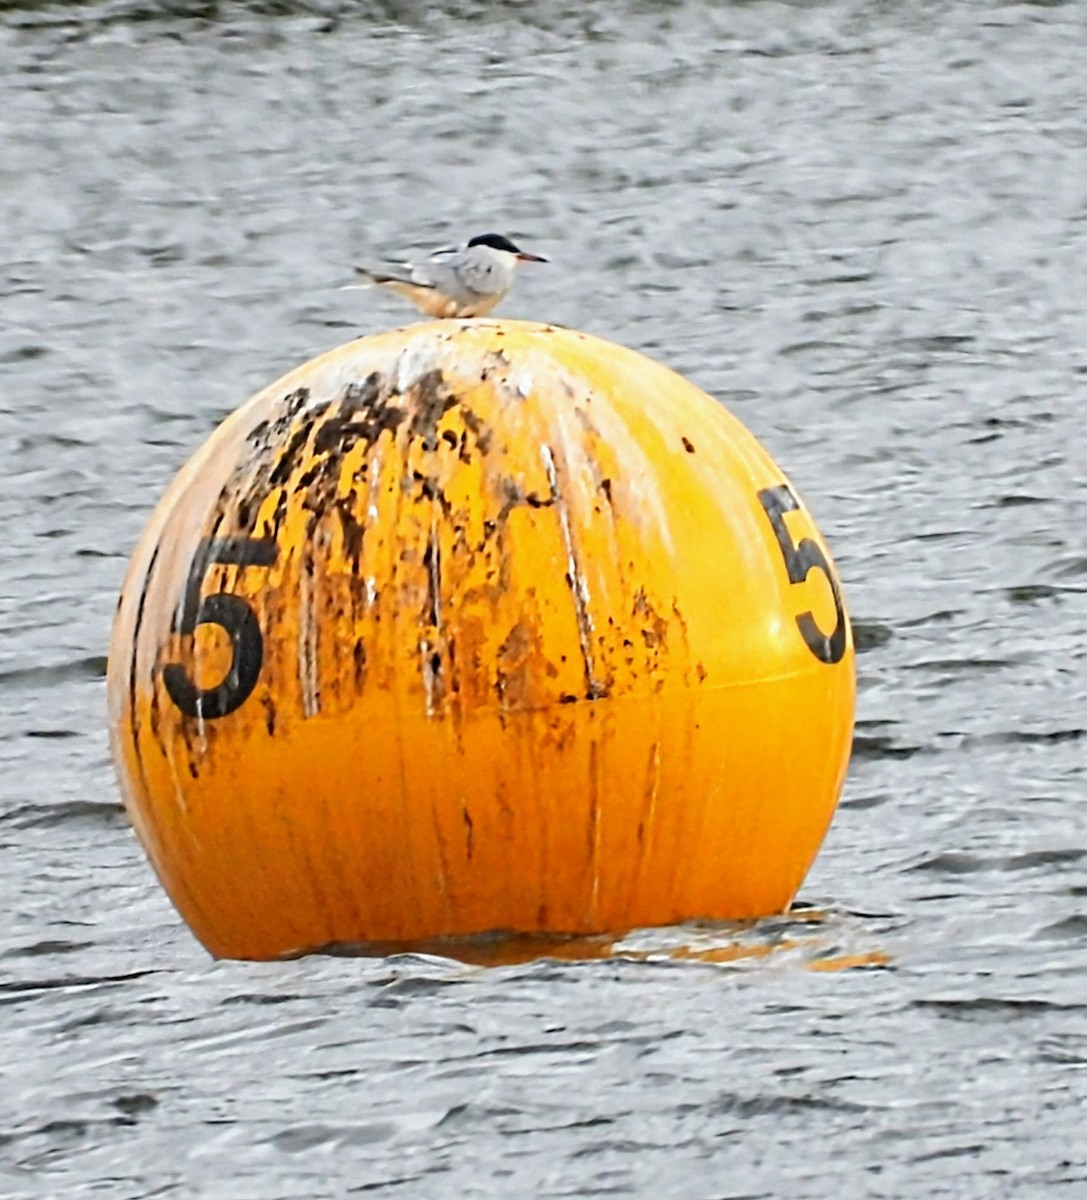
[108,321,854,960]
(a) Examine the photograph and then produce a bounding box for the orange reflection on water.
[320,912,890,972]
[806,950,892,972]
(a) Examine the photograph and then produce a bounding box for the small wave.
[0,799,126,829]
[0,655,107,688]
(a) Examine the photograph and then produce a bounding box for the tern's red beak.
[516,252,548,263]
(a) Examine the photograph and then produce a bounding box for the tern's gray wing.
[452,253,516,300]
[409,256,500,306]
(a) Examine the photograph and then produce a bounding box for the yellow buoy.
[107,320,854,960]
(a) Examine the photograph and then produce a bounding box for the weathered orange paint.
[107,320,855,960]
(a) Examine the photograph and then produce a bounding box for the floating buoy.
[107,321,854,960]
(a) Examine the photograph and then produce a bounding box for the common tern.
[350,232,548,318]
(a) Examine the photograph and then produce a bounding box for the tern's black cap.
[467,233,522,253]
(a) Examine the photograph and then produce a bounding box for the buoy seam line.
[527,350,678,553]
[384,428,425,918]
[540,441,605,704]
[588,737,602,925]
[631,737,663,904]
[136,607,849,715]
[137,666,851,725]
[139,608,848,720]
[126,542,160,810]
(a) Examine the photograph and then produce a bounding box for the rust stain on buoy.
[108,320,855,960]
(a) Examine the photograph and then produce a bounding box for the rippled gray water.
[3,1,1086,1196]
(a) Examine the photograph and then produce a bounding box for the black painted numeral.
[163,536,278,719]
[757,484,847,665]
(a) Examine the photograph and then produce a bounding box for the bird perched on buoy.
[350,233,548,318]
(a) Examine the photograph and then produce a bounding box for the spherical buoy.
[107,321,854,960]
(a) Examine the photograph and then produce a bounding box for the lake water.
[3,1,1086,1196]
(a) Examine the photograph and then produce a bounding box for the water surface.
[3,2,1086,1196]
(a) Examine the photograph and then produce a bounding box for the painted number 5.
[163,535,278,719]
[757,484,847,665]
